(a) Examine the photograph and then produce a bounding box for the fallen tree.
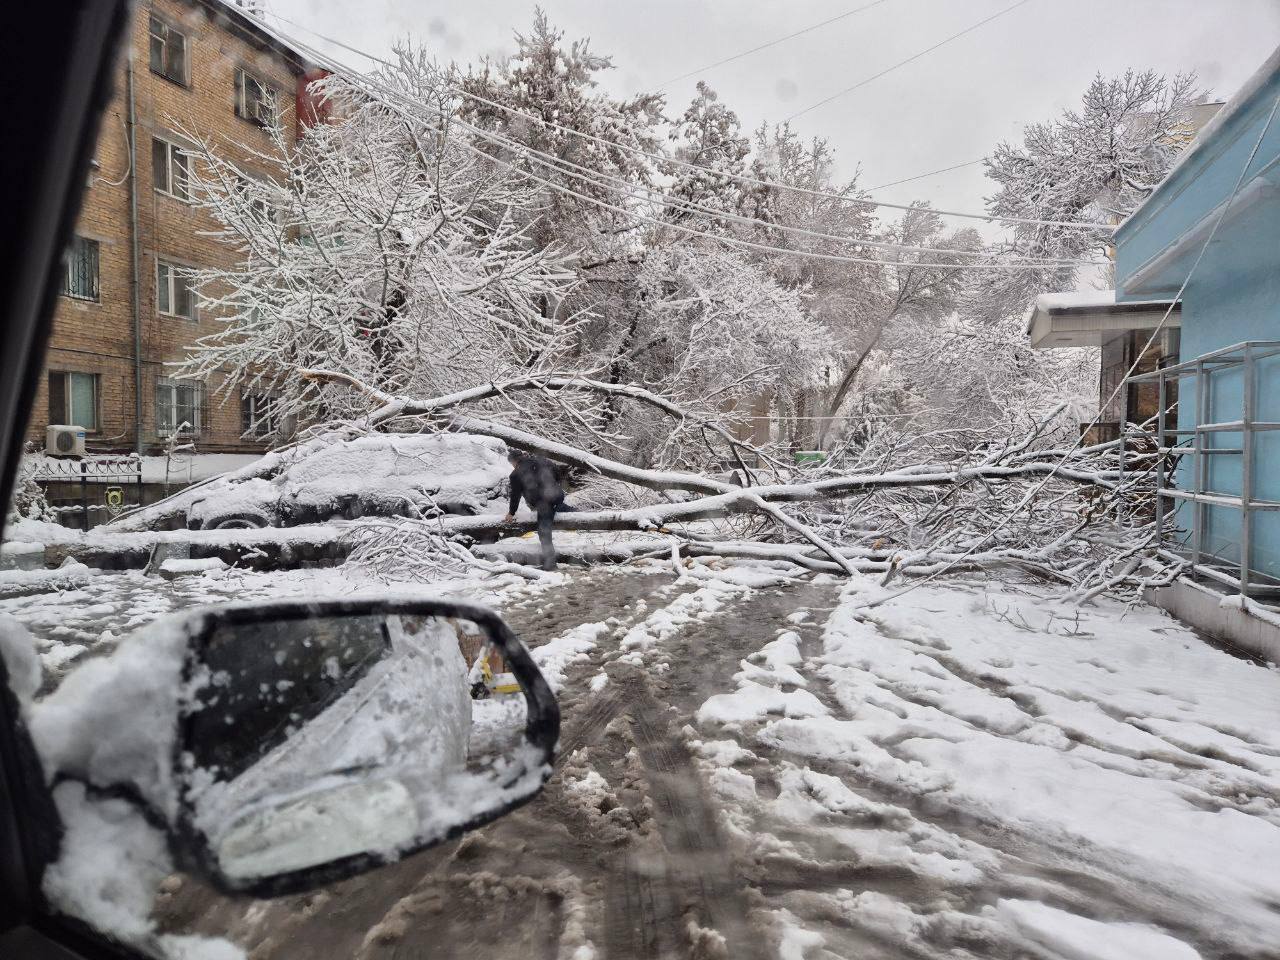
[300,368,1177,599]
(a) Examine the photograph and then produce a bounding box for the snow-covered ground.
[690,575,1280,959]
[3,553,1279,959]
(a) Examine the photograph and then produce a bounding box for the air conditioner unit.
[46,425,87,457]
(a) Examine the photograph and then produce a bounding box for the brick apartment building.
[29,0,315,457]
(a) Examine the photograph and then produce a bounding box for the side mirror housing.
[29,598,559,898]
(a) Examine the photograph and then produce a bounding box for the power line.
[866,158,985,191]
[270,28,1099,273]
[260,10,1113,234]
[656,0,895,90]
[432,99,1097,266]
[783,0,1036,122]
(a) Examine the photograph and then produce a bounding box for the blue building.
[1115,45,1280,606]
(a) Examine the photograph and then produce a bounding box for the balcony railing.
[1124,340,1280,603]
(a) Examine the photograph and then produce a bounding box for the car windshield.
[4,3,1280,959]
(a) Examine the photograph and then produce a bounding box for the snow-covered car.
[115,433,512,531]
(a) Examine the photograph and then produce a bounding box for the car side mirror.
[165,598,559,897]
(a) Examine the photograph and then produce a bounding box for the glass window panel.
[175,384,197,431]
[157,262,171,314]
[168,31,186,83]
[156,384,174,434]
[173,149,189,200]
[60,236,98,300]
[69,373,97,431]
[48,372,67,424]
[149,18,165,74]
[175,270,196,319]
[153,138,169,193]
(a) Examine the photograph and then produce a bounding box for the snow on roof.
[1024,290,1178,338]
[1033,290,1118,312]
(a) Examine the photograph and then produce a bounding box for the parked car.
[112,432,512,531]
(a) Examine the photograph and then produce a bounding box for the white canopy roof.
[1025,290,1179,349]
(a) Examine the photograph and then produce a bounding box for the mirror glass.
[177,611,549,889]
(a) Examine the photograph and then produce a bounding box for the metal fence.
[32,455,143,531]
[1126,340,1280,603]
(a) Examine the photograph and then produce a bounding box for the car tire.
[202,513,269,530]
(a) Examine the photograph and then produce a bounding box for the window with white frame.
[48,371,99,431]
[152,137,190,201]
[156,379,203,436]
[240,392,280,440]
[156,259,198,320]
[60,235,99,301]
[148,15,188,85]
[235,69,277,127]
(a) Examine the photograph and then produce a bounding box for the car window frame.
[0,1,134,957]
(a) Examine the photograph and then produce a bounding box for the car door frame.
[0,1,134,957]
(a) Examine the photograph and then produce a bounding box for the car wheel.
[203,513,269,530]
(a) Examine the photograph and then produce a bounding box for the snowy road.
[8,561,1280,959]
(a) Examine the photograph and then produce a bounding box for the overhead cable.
[783,0,1035,122]
[260,10,1113,234]
[655,0,895,90]
[275,33,1101,273]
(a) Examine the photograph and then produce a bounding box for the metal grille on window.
[156,381,175,435]
[241,394,278,439]
[157,380,202,436]
[61,236,99,301]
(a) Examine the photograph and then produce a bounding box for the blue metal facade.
[1115,48,1280,581]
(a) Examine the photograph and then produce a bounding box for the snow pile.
[618,575,754,665]
[530,620,610,691]
[158,557,228,579]
[0,558,96,598]
[997,899,1202,960]
[697,628,827,729]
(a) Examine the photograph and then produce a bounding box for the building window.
[156,379,203,436]
[148,16,188,86]
[241,392,280,440]
[235,69,277,127]
[152,138,190,201]
[60,236,99,301]
[156,259,198,319]
[235,175,283,226]
[48,371,99,431]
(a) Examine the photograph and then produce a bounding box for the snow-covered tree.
[662,82,750,228]
[175,50,580,429]
[456,8,664,257]
[815,205,983,448]
[978,69,1202,317]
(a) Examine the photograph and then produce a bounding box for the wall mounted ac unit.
[46,425,87,457]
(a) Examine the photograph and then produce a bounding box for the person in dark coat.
[504,451,569,570]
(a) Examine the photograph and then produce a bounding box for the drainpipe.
[126,49,144,454]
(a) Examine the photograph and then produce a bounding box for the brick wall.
[28,0,305,455]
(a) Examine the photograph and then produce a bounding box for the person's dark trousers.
[536,505,558,570]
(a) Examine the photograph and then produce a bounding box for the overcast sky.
[265,0,1280,225]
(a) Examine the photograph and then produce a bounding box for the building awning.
[1025,290,1180,349]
